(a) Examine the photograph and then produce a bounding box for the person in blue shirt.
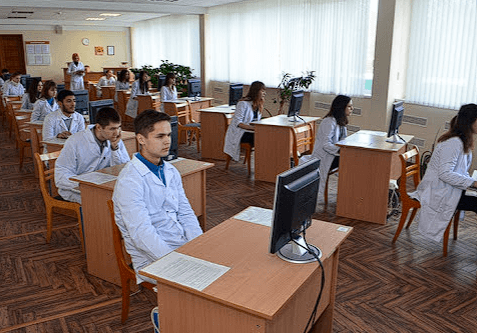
[112,109,203,284]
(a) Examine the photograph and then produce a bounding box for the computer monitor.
[20,74,30,88]
[25,77,41,91]
[166,116,179,161]
[229,83,243,107]
[157,75,166,91]
[386,101,405,144]
[3,73,11,81]
[188,79,201,99]
[88,99,114,124]
[269,158,321,263]
[287,90,304,122]
[56,84,65,96]
[73,90,89,115]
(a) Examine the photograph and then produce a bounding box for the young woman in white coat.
[21,78,42,110]
[96,69,116,97]
[67,53,85,91]
[114,69,130,102]
[160,73,178,112]
[223,81,266,161]
[30,80,59,122]
[303,95,353,201]
[2,72,25,96]
[125,70,149,118]
[411,104,477,242]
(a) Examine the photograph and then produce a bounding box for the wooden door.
[0,35,26,74]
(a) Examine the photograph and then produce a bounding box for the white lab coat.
[30,98,60,122]
[114,81,129,102]
[21,93,36,110]
[125,80,148,118]
[96,76,116,97]
[2,81,25,96]
[160,86,177,112]
[67,62,85,90]
[55,127,130,203]
[223,100,261,161]
[42,110,86,141]
[300,116,346,200]
[410,137,474,242]
[112,154,203,283]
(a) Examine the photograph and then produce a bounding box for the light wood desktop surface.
[71,158,214,286]
[254,115,319,183]
[198,105,235,160]
[336,130,414,224]
[163,97,214,123]
[140,213,352,333]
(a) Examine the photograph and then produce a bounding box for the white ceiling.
[0,0,245,28]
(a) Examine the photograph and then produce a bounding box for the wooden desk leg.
[199,170,207,231]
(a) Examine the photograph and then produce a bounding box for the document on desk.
[233,206,273,227]
[42,137,67,145]
[465,170,477,196]
[140,251,230,291]
[73,172,117,185]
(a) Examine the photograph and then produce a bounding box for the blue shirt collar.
[136,153,166,185]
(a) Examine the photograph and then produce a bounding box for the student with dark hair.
[0,68,9,87]
[42,89,85,141]
[112,109,202,284]
[160,73,178,111]
[114,69,130,102]
[411,103,477,241]
[125,70,149,118]
[30,80,59,121]
[21,78,42,110]
[97,69,116,97]
[303,94,353,200]
[223,81,266,161]
[55,107,130,203]
[2,72,25,96]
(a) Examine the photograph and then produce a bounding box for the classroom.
[1,0,477,332]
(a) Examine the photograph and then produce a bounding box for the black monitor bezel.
[188,79,201,98]
[387,101,404,138]
[229,83,243,106]
[287,90,304,118]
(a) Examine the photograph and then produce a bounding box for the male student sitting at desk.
[42,89,85,141]
[112,109,203,284]
[55,107,130,203]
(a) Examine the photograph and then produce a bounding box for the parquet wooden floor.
[1,119,477,332]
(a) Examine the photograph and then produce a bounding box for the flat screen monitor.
[157,75,166,91]
[3,73,11,81]
[20,74,30,88]
[269,158,321,263]
[188,79,201,99]
[25,77,41,91]
[88,99,114,124]
[73,89,89,115]
[166,116,179,161]
[287,90,304,120]
[56,84,65,96]
[386,101,405,144]
[229,83,243,106]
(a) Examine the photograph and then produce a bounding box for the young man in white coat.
[42,89,85,141]
[55,107,130,203]
[112,109,203,284]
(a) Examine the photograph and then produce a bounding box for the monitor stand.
[277,235,322,264]
[385,133,405,144]
[288,115,300,122]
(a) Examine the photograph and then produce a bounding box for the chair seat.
[182,123,200,128]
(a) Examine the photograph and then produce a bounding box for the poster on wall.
[95,46,104,56]
[25,41,51,66]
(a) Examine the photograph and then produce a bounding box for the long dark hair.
[242,81,265,112]
[118,69,129,83]
[165,73,176,87]
[324,95,351,126]
[138,70,149,94]
[40,80,57,99]
[438,104,477,153]
[26,78,41,103]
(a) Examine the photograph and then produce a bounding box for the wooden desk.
[163,97,214,123]
[72,158,214,286]
[198,105,235,160]
[336,130,414,224]
[254,115,319,183]
[137,94,161,114]
[101,86,116,100]
[140,212,352,333]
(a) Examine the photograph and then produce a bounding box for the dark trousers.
[240,132,255,146]
[330,155,340,170]
[456,191,477,213]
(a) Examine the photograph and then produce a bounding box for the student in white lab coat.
[21,78,42,110]
[411,104,477,242]
[0,69,9,88]
[55,107,130,203]
[112,110,203,284]
[42,89,85,141]
[302,95,353,201]
[30,80,59,122]
[96,69,116,97]
[223,81,266,161]
[160,73,178,112]
[125,71,149,118]
[2,72,25,96]
[114,69,130,102]
[67,53,85,91]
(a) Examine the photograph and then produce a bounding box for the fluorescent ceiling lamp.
[86,17,106,21]
[100,13,122,17]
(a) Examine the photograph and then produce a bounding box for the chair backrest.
[291,123,315,166]
[34,151,61,203]
[4,95,22,103]
[13,115,30,139]
[398,147,421,200]
[173,101,194,126]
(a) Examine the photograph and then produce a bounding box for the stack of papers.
[465,170,477,196]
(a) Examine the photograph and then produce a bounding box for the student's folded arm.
[41,116,56,141]
[54,144,80,191]
[437,140,474,189]
[30,102,42,122]
[111,140,130,165]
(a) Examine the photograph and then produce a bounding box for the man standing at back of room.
[42,89,85,141]
[55,107,130,203]
[112,109,203,284]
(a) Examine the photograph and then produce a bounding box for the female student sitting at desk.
[2,72,25,96]
[411,104,477,242]
[30,80,59,122]
[67,53,85,91]
[114,69,130,102]
[160,73,178,111]
[22,78,42,110]
[96,69,117,97]
[302,95,353,200]
[223,81,266,161]
[125,70,149,118]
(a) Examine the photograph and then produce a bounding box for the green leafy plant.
[274,71,316,114]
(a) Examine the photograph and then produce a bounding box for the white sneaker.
[151,306,160,332]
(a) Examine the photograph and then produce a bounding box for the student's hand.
[57,131,72,139]
[472,181,477,189]
[110,130,122,150]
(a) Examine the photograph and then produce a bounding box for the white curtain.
[208,0,374,96]
[406,0,477,110]
[132,15,201,76]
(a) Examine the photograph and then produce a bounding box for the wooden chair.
[392,147,460,256]
[291,123,315,166]
[34,152,85,252]
[174,101,201,153]
[12,114,31,169]
[225,142,253,175]
[4,98,22,138]
[106,200,155,323]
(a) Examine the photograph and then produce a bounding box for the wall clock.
[82,38,90,46]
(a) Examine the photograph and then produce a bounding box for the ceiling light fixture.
[86,17,106,21]
[100,13,122,17]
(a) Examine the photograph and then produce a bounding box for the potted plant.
[274,71,316,114]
